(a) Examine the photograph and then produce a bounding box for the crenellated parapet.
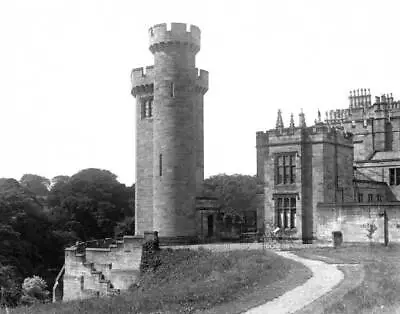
[194,68,208,94]
[131,66,155,96]
[149,23,201,54]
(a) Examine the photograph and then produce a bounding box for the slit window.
[141,98,153,119]
[159,154,162,176]
[170,82,175,98]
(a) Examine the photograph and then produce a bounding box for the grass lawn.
[10,247,311,314]
[294,243,400,314]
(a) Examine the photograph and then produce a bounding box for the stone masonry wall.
[135,91,154,235]
[317,203,400,243]
[63,236,143,301]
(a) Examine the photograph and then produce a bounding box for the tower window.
[141,98,153,119]
[170,82,175,98]
[159,154,162,177]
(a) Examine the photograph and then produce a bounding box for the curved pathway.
[168,243,362,314]
[244,251,344,314]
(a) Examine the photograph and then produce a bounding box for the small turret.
[299,109,306,128]
[276,109,284,131]
[289,113,295,128]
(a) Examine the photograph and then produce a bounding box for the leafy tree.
[20,174,50,197]
[204,174,259,214]
[114,216,135,237]
[47,168,134,240]
[0,263,21,307]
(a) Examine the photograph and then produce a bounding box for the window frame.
[389,168,400,186]
[275,195,297,229]
[275,153,297,185]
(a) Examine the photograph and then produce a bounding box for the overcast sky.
[1,0,399,185]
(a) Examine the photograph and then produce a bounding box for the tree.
[0,264,21,307]
[20,174,50,197]
[47,168,134,240]
[204,174,259,214]
[114,216,135,237]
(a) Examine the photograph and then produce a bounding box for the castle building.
[256,89,400,243]
[131,23,217,242]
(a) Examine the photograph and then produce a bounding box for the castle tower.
[131,23,208,240]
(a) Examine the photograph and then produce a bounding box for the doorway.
[207,215,214,237]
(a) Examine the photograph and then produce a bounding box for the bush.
[20,276,49,305]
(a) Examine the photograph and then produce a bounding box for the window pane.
[290,197,296,208]
[278,209,283,228]
[290,155,295,165]
[396,169,400,185]
[284,209,289,228]
[284,165,290,183]
[278,167,284,184]
[284,198,289,209]
[389,168,395,185]
[290,209,296,228]
[290,165,296,183]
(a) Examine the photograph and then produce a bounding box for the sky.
[1,0,400,186]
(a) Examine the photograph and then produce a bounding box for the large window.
[275,196,296,229]
[275,154,296,185]
[389,168,400,186]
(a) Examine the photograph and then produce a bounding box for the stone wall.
[317,203,400,243]
[63,236,144,301]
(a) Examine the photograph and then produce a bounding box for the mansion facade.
[256,90,400,242]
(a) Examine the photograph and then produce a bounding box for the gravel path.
[244,251,344,314]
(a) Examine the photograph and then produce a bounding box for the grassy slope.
[11,247,311,314]
[295,243,400,314]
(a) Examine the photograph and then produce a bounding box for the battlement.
[308,124,353,144]
[149,23,201,53]
[131,65,155,88]
[195,68,208,91]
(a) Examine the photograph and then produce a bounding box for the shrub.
[20,276,49,305]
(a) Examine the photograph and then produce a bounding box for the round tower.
[148,23,208,240]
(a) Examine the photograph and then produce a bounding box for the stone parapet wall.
[63,235,144,301]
